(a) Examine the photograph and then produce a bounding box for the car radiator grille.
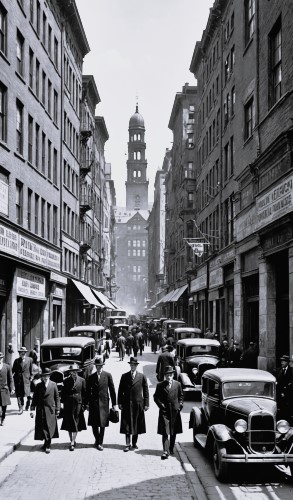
[249,413,275,453]
[50,371,64,384]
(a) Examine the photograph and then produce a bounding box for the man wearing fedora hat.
[12,346,33,414]
[61,364,87,451]
[156,345,175,382]
[86,356,117,450]
[154,365,184,460]
[0,352,15,425]
[118,356,149,451]
[276,354,293,422]
[30,367,60,453]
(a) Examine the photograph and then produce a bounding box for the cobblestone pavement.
[0,347,200,500]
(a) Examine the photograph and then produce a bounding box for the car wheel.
[213,441,228,482]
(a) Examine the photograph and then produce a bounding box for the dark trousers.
[125,433,138,446]
[0,405,7,422]
[92,423,105,445]
[162,434,176,454]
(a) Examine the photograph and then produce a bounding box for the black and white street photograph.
[1,0,293,499]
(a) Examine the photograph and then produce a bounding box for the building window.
[53,90,58,124]
[42,13,46,46]
[27,188,32,231]
[230,136,234,175]
[16,100,24,155]
[54,37,58,68]
[245,0,255,46]
[0,81,7,142]
[48,25,52,56]
[41,198,45,238]
[35,194,39,234]
[53,148,57,185]
[16,30,25,77]
[0,2,7,56]
[53,205,57,244]
[230,46,235,74]
[187,192,194,209]
[48,80,52,115]
[224,142,230,181]
[47,139,52,180]
[41,132,46,174]
[35,123,40,168]
[188,105,195,122]
[187,133,194,149]
[224,54,230,84]
[16,180,23,225]
[231,86,235,116]
[35,59,40,98]
[42,71,46,105]
[29,0,34,24]
[244,97,255,140]
[29,48,34,88]
[47,203,51,241]
[36,0,40,35]
[269,19,282,107]
[28,115,33,163]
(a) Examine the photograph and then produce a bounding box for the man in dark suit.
[12,346,33,414]
[118,356,149,451]
[276,354,293,422]
[228,341,242,368]
[86,357,117,450]
[0,352,15,425]
[156,345,175,381]
[30,367,60,453]
[154,365,184,459]
[61,363,87,451]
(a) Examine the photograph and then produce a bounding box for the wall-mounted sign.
[190,266,207,293]
[256,174,293,229]
[209,268,224,289]
[16,268,46,300]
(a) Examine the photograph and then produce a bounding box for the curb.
[0,426,34,465]
[176,442,208,500]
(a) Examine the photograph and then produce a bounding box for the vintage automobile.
[40,337,96,399]
[162,319,186,338]
[68,325,107,359]
[175,338,220,393]
[173,327,202,344]
[111,323,129,350]
[189,368,293,482]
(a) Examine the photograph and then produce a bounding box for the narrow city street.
[1,346,293,499]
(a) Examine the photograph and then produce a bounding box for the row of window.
[63,160,79,198]
[63,247,78,276]
[130,133,142,142]
[127,240,146,247]
[64,111,79,158]
[62,202,79,240]
[64,53,81,115]
[127,249,146,257]
[27,113,58,183]
[127,224,142,230]
[29,0,59,69]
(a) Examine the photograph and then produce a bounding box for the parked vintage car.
[40,337,96,398]
[68,325,107,359]
[189,368,293,482]
[162,319,186,338]
[175,338,220,393]
[173,327,202,344]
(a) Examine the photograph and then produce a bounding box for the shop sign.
[53,285,64,298]
[236,206,257,241]
[190,266,207,293]
[256,174,293,229]
[16,269,46,300]
[210,248,235,270]
[0,224,18,256]
[50,272,67,285]
[209,268,223,288]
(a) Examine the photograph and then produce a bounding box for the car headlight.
[276,420,290,434]
[235,419,247,433]
[192,368,198,375]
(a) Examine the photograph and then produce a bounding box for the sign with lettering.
[256,174,293,229]
[209,268,223,288]
[190,266,207,293]
[16,268,46,300]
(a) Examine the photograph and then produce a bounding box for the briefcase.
[109,408,119,423]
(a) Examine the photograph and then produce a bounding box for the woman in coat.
[118,357,149,451]
[0,352,15,425]
[154,365,184,459]
[30,367,60,453]
[61,364,87,451]
[86,357,117,450]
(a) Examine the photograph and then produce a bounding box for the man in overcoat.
[0,352,15,425]
[118,356,149,451]
[86,356,117,450]
[61,363,87,451]
[156,345,175,381]
[240,342,258,368]
[154,365,184,460]
[12,346,33,414]
[30,367,60,453]
[228,341,242,367]
[116,331,126,361]
[276,354,293,422]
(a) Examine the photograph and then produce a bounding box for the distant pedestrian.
[150,330,158,353]
[12,346,33,414]
[154,365,184,460]
[28,342,40,366]
[30,367,60,454]
[116,331,126,361]
[0,352,15,425]
[136,329,144,356]
[156,345,175,382]
[204,328,214,339]
[61,364,87,451]
[86,357,117,450]
[118,357,149,451]
[228,341,242,368]
[240,342,258,368]
[126,332,134,356]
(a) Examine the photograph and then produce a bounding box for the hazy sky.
[75,0,214,206]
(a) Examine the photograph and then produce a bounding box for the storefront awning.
[155,290,175,305]
[91,289,115,310]
[71,279,103,308]
[168,284,188,302]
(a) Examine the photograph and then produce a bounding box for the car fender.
[189,406,202,429]
[179,372,193,388]
[208,424,234,443]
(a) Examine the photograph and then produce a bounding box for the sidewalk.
[0,397,35,464]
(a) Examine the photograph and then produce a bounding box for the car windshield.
[222,381,274,399]
[42,346,82,363]
[179,332,198,339]
[69,331,95,338]
[186,345,219,357]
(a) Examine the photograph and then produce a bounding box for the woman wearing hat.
[61,364,87,451]
[12,347,33,414]
[154,365,184,460]
[118,356,149,451]
[30,367,60,453]
[86,356,117,450]
[0,352,15,425]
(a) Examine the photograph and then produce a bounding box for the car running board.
[195,434,207,448]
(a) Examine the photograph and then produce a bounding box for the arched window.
[137,170,141,177]
[134,151,141,160]
[133,170,137,178]
[137,133,141,140]
[134,134,137,141]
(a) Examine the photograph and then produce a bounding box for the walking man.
[30,367,60,454]
[118,356,149,451]
[0,352,15,425]
[61,363,87,451]
[116,331,126,361]
[86,357,117,450]
[12,346,33,414]
[154,365,184,460]
[156,345,175,382]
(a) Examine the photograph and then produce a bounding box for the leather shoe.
[124,446,130,452]
[161,452,169,460]
[69,444,74,451]
[97,444,103,451]
[45,447,50,454]
[132,444,138,450]
[18,408,23,415]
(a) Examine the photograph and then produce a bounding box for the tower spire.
[136,94,139,113]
